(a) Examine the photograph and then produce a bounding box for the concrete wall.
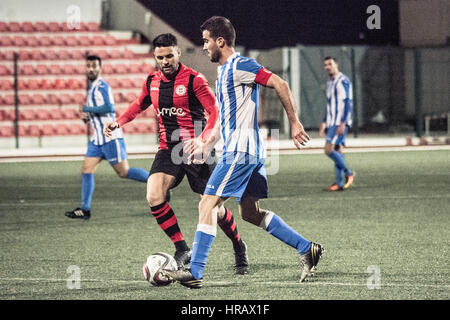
[399,0,450,46]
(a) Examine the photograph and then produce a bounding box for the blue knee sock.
[190,225,216,279]
[262,212,311,255]
[328,150,352,176]
[335,164,344,187]
[81,173,94,211]
[126,167,148,182]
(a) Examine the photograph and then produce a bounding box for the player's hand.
[337,122,346,135]
[183,138,209,164]
[291,120,310,149]
[104,121,119,137]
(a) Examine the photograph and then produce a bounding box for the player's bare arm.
[185,119,221,164]
[265,73,310,149]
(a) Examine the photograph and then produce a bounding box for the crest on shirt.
[175,85,187,96]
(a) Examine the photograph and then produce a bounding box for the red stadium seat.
[2,94,15,105]
[18,125,28,137]
[31,93,46,105]
[102,64,114,74]
[18,94,32,105]
[34,22,49,32]
[113,92,123,103]
[48,64,63,75]
[55,123,71,136]
[107,78,119,88]
[114,64,128,74]
[104,35,117,46]
[65,36,79,46]
[1,50,14,60]
[78,36,92,46]
[0,80,13,91]
[35,64,48,75]
[73,93,85,104]
[27,79,40,90]
[121,78,133,88]
[46,94,59,105]
[63,108,79,119]
[39,36,53,47]
[49,108,64,120]
[39,79,53,90]
[0,126,14,137]
[92,36,105,46]
[59,94,73,105]
[13,36,27,46]
[62,64,77,75]
[128,63,141,74]
[109,49,122,59]
[48,22,61,32]
[21,22,35,32]
[57,50,71,60]
[53,36,65,46]
[8,22,21,32]
[28,124,41,137]
[0,65,12,76]
[124,92,137,103]
[2,109,16,120]
[87,22,99,32]
[25,36,39,47]
[20,65,35,75]
[123,50,135,59]
[68,123,87,135]
[0,22,8,32]
[41,124,55,136]
[18,79,27,90]
[35,108,51,120]
[71,50,86,60]
[18,50,32,60]
[19,109,35,120]
[53,79,66,90]
[30,50,45,60]
[0,36,13,46]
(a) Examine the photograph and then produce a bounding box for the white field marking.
[1,194,449,208]
[1,144,449,163]
[0,277,449,289]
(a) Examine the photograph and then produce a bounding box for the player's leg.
[105,138,148,182]
[324,126,352,190]
[147,150,191,268]
[65,155,101,219]
[185,161,248,274]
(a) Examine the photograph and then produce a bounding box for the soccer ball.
[142,252,178,286]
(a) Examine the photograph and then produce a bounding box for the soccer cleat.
[65,208,91,220]
[174,249,192,270]
[300,242,324,283]
[234,241,249,275]
[160,268,203,289]
[343,172,355,189]
[325,183,344,191]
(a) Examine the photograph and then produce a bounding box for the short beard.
[210,50,221,63]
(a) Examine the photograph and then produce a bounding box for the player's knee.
[147,191,165,207]
[241,207,263,226]
[117,169,128,179]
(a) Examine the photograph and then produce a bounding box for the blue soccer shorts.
[326,125,348,146]
[85,138,128,165]
[204,152,268,203]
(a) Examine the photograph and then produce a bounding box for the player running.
[104,33,249,273]
[160,16,324,288]
[65,55,149,220]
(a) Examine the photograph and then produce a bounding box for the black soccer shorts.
[149,148,217,194]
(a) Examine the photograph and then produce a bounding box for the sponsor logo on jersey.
[157,107,186,117]
[151,87,159,91]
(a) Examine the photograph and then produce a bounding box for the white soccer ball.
[142,252,178,286]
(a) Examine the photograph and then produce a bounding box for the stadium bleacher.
[0,21,157,139]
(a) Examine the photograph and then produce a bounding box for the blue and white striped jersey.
[324,72,353,128]
[215,53,271,159]
[86,77,123,145]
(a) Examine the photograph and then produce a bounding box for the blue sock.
[81,173,94,211]
[190,225,216,279]
[328,150,352,176]
[335,164,344,187]
[262,212,311,255]
[126,167,148,182]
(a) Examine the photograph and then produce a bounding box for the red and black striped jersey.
[117,63,218,150]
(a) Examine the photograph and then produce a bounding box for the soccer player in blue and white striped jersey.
[65,55,149,220]
[319,57,355,191]
[161,16,324,287]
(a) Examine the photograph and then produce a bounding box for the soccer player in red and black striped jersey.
[104,33,248,274]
